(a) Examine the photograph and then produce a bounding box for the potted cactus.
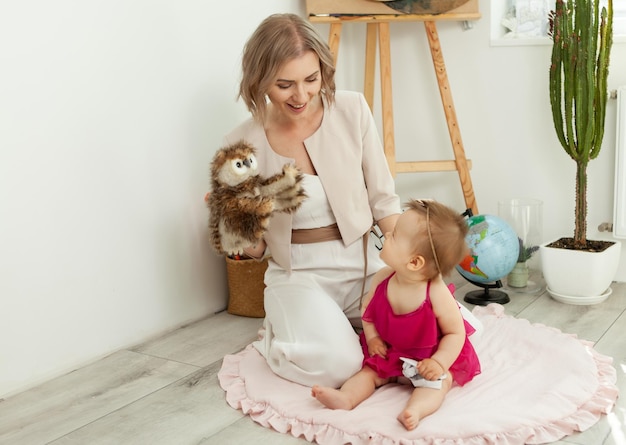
[541,0,621,304]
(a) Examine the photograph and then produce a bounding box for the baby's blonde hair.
[405,199,469,280]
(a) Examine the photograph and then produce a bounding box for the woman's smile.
[287,102,307,113]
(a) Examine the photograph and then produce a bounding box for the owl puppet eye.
[230,159,248,176]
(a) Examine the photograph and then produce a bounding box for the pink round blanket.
[218,304,618,445]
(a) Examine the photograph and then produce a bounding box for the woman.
[223,13,401,388]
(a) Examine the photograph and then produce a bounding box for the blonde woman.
[223,13,401,388]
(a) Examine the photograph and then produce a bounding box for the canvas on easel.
[306,0,479,20]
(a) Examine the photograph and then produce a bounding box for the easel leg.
[378,22,396,177]
[328,23,342,66]
[364,23,377,111]
[424,21,478,215]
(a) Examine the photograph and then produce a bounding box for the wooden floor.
[1,271,624,445]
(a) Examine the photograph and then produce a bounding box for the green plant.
[517,238,539,263]
[548,0,613,249]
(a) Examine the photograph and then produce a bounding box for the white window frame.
[491,0,626,46]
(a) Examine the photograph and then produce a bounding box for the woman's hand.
[417,358,445,381]
[367,336,388,359]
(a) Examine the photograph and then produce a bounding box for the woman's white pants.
[252,237,483,389]
[253,237,382,388]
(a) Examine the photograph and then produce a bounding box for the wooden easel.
[307,3,480,215]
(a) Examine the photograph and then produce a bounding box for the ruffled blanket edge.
[217,304,619,445]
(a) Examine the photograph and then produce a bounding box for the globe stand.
[462,278,510,306]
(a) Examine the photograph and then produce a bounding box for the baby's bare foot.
[398,408,420,431]
[311,385,353,410]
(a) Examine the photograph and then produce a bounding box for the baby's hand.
[417,358,445,381]
[367,336,388,359]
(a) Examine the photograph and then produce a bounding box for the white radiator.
[614,86,626,238]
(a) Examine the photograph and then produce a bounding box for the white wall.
[0,0,304,398]
[1,0,625,398]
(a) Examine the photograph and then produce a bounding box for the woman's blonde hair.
[405,199,469,280]
[238,13,336,123]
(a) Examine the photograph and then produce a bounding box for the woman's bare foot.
[397,408,420,431]
[311,385,353,410]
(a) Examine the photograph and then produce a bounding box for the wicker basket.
[225,256,268,318]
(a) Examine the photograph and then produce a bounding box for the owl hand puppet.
[208,140,307,256]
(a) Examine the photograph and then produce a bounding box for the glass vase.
[498,198,544,294]
[507,261,530,288]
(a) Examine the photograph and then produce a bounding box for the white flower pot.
[540,240,621,305]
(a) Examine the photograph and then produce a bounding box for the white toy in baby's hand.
[400,357,447,389]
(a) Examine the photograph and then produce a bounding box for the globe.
[456,214,520,285]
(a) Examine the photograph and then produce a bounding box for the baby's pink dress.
[360,274,481,386]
